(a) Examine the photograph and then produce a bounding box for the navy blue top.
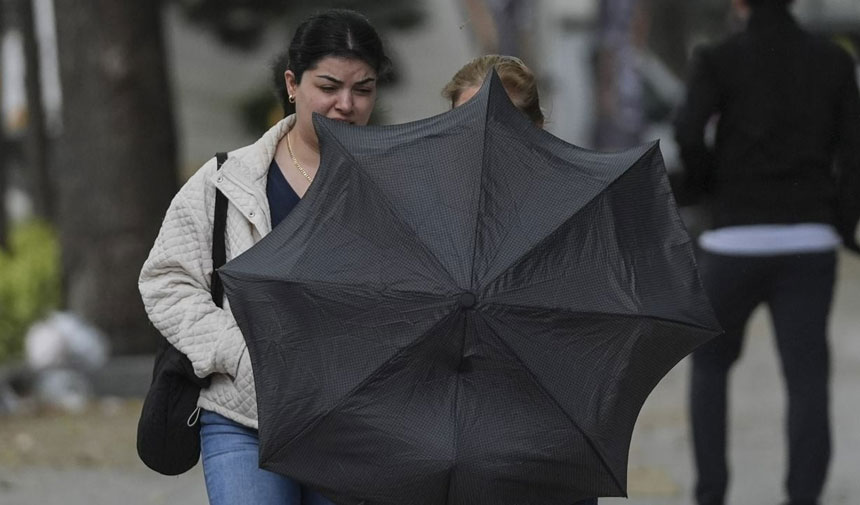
[266,159,301,228]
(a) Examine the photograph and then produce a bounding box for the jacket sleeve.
[138,168,246,379]
[833,51,860,253]
[673,46,720,206]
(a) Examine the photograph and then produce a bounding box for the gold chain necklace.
[286,131,313,183]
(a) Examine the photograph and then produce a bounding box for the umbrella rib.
[485,301,721,335]
[315,119,460,289]
[446,312,471,504]
[467,90,495,290]
[478,310,628,495]
[265,311,459,463]
[220,272,449,300]
[480,144,660,289]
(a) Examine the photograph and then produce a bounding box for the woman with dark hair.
[139,9,391,505]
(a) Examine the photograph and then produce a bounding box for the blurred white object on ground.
[25,311,109,371]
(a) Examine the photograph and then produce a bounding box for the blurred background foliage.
[174,0,424,133]
[174,0,425,50]
[0,220,60,362]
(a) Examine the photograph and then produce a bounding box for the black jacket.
[674,6,860,250]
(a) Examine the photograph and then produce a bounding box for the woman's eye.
[355,88,373,95]
[320,86,337,92]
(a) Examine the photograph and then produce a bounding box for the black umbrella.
[219,71,720,505]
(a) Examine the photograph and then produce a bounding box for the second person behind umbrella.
[443,54,545,127]
[444,55,599,505]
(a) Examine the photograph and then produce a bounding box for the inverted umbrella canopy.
[219,71,721,505]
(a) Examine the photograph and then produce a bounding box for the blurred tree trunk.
[0,3,8,249]
[53,0,178,354]
[16,0,51,219]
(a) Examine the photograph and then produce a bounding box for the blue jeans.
[200,410,336,505]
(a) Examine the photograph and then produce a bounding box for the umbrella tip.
[457,292,477,309]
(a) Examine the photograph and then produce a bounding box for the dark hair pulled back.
[272,9,392,115]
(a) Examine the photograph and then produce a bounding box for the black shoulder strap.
[211,152,228,308]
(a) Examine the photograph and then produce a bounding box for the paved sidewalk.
[1,253,858,505]
[602,251,860,505]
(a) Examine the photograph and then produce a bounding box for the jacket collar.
[208,114,295,236]
[215,114,296,190]
[747,6,798,34]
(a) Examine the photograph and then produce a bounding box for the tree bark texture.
[0,2,9,249]
[53,0,178,354]
[8,0,53,220]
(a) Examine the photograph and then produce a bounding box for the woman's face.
[453,86,481,107]
[286,56,378,134]
[452,84,544,128]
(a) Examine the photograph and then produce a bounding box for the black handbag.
[137,152,229,475]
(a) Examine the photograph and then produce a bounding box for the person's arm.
[461,0,498,53]
[138,162,246,379]
[673,46,721,206]
[833,51,860,252]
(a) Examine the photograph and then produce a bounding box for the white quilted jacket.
[139,116,295,428]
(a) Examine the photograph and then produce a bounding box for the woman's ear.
[285,70,298,98]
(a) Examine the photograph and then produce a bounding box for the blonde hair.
[442,55,544,126]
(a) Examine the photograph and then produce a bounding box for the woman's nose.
[335,91,354,113]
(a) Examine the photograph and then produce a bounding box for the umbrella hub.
[458,292,477,309]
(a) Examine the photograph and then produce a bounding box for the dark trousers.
[690,251,835,505]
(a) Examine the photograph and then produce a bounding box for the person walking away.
[673,1,860,504]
